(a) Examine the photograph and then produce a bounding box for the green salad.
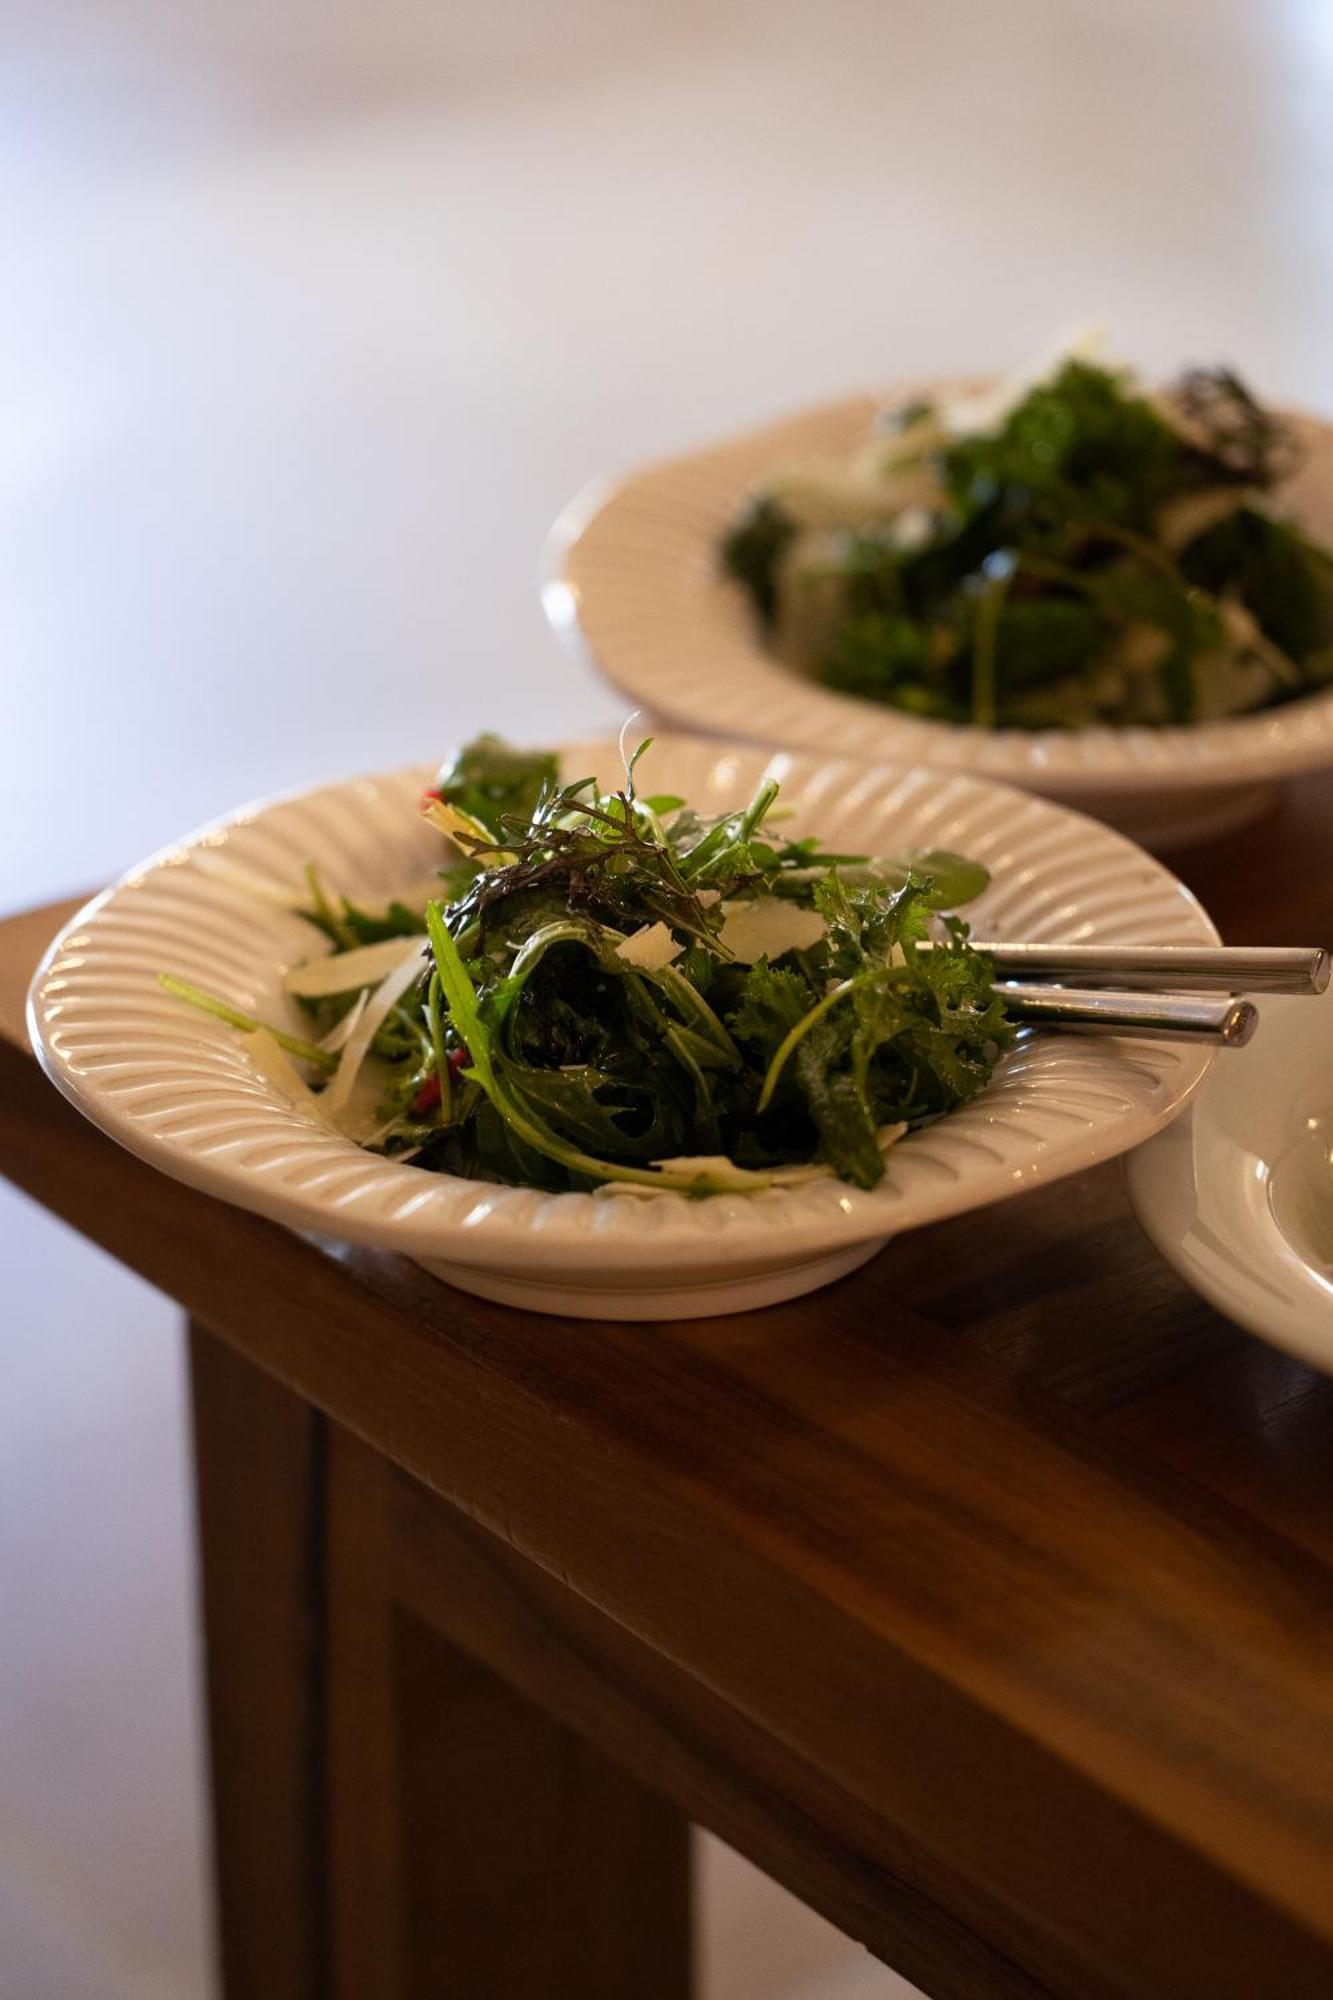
[162,736,1012,1197]
[722,341,1333,728]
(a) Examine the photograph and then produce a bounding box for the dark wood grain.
[386,1458,1048,2000]
[6,775,1333,2000]
[393,1610,691,2000]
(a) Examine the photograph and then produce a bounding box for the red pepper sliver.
[412,1073,442,1114]
[412,1045,469,1116]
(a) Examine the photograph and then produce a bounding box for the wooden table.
[6,780,1333,2000]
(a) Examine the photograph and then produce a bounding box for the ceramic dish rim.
[28,736,1222,1275]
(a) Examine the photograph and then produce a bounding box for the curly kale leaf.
[726,960,813,1060]
[821,611,939,704]
[721,496,798,625]
[1167,368,1298,488]
[943,361,1184,542]
[1180,506,1333,675]
[728,874,1013,1188]
[814,871,934,978]
[789,935,1010,1190]
[991,596,1108,691]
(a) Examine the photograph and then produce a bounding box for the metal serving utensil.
[1000,983,1258,1044]
[971,943,1328,996]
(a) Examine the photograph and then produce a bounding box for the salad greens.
[161,735,1012,1197]
[722,340,1333,729]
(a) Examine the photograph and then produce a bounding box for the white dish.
[29,734,1219,1320]
[544,389,1333,849]
[1126,986,1333,1372]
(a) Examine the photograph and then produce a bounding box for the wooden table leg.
[325,1421,692,1999]
[190,1325,692,2000]
[190,1321,329,2000]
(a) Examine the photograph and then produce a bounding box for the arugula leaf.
[434,735,559,836]
[795,1011,884,1190]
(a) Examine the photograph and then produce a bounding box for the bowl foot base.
[413,1237,887,1320]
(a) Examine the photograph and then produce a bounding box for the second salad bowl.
[546,344,1333,847]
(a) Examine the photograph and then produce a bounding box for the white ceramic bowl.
[1126,986,1333,1372]
[29,734,1219,1319]
[544,390,1333,849]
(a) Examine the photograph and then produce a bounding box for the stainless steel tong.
[967,942,1329,1044]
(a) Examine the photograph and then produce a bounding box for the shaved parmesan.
[614,922,682,971]
[659,1153,829,1187]
[769,451,946,531]
[888,506,933,552]
[284,934,426,999]
[247,1029,333,1121]
[319,988,369,1054]
[322,948,427,1122]
[397,875,460,911]
[595,1155,825,1194]
[246,1028,396,1146]
[596,1123,908,1198]
[718,899,827,965]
